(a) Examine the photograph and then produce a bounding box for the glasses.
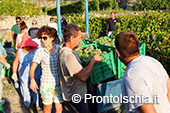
[41,36,49,41]
[16,21,21,23]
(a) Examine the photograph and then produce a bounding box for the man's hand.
[92,54,104,64]
[30,79,39,94]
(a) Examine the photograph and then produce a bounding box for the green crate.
[82,39,97,44]
[3,55,14,78]
[79,44,117,84]
[97,43,146,79]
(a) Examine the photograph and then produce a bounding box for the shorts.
[40,83,63,105]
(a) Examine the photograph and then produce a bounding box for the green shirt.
[12,24,20,40]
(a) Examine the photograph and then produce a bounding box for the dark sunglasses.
[41,36,49,41]
[16,21,21,22]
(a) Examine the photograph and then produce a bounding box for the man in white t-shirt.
[47,17,58,31]
[115,31,170,113]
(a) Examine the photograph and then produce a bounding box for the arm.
[0,54,10,68]
[15,36,19,50]
[137,104,157,113]
[12,50,19,81]
[106,24,109,35]
[11,31,15,43]
[166,78,170,103]
[29,62,39,93]
[74,54,104,82]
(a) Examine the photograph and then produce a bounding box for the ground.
[2,77,43,113]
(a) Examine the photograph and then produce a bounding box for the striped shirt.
[33,44,60,86]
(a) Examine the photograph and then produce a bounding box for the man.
[11,17,21,44]
[115,31,170,113]
[58,24,103,113]
[106,11,120,37]
[61,15,67,33]
[47,17,58,31]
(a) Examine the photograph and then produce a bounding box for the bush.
[0,0,41,16]
[133,0,170,11]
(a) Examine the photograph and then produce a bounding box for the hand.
[5,63,10,69]
[12,73,18,81]
[77,46,83,50]
[30,79,39,94]
[92,54,104,64]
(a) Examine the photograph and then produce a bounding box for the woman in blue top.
[12,35,41,110]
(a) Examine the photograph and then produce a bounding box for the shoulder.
[12,24,17,29]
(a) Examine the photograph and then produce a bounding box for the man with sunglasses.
[58,24,104,113]
[11,17,21,45]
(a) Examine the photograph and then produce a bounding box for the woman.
[0,43,10,105]
[15,21,28,50]
[12,35,41,110]
[29,26,63,113]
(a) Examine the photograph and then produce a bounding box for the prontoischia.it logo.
[72,94,160,104]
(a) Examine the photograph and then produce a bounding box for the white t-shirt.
[48,22,58,31]
[122,55,170,113]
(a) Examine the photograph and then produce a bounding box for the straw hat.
[17,34,38,48]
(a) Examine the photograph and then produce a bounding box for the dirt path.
[2,78,43,113]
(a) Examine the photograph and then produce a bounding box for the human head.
[20,21,27,31]
[17,34,38,49]
[115,31,140,58]
[36,26,60,44]
[16,17,21,25]
[32,20,37,25]
[111,11,116,19]
[63,24,82,49]
[50,17,55,22]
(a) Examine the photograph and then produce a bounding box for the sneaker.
[0,99,5,105]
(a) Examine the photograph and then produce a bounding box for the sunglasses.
[41,36,49,41]
[16,21,21,22]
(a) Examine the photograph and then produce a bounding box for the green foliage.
[0,0,41,16]
[66,11,170,75]
[46,0,116,15]
[133,0,170,11]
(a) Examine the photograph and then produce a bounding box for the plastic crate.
[97,43,146,79]
[79,44,117,84]
[97,79,123,113]
[4,55,14,78]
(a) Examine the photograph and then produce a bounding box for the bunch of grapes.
[95,37,115,47]
[79,41,85,45]
[76,45,107,62]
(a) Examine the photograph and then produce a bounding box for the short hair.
[32,20,37,25]
[20,21,27,31]
[36,26,60,43]
[50,17,54,21]
[63,24,82,42]
[115,31,140,57]
[16,17,21,20]
[111,11,116,15]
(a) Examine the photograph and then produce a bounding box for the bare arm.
[12,50,19,74]
[137,104,157,113]
[29,62,39,93]
[15,36,19,50]
[0,54,8,66]
[74,54,104,82]
[166,78,170,103]
[11,31,15,43]
[12,50,19,81]
[106,24,109,35]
